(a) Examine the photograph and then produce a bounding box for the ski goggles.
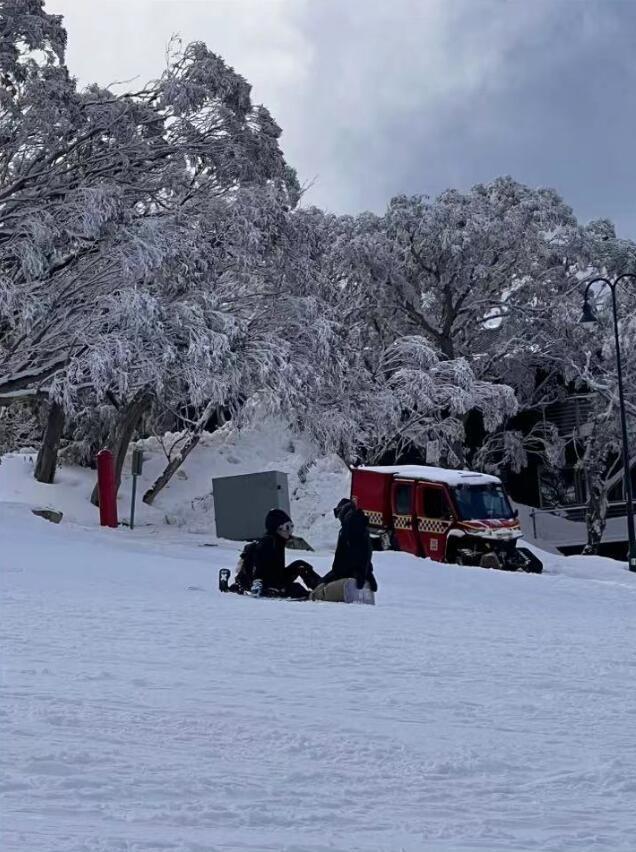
[278,521,294,535]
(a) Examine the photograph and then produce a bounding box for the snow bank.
[0,419,351,549]
[0,453,98,526]
[132,420,350,548]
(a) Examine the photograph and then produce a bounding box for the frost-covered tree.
[317,179,583,466]
[299,334,517,466]
[274,206,518,467]
[140,186,316,503]
[489,217,636,549]
[567,278,636,551]
[297,181,633,533]
[0,2,298,484]
[0,398,40,456]
[336,178,580,359]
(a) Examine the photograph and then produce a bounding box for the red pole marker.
[96,449,118,528]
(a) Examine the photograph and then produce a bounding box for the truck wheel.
[480,552,501,570]
[447,542,463,565]
[516,547,543,574]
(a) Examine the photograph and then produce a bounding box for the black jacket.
[324,506,377,591]
[252,533,287,589]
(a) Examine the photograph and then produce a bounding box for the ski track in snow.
[2,507,636,851]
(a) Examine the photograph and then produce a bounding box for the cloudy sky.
[48,0,636,236]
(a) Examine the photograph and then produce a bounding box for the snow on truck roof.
[358,465,501,486]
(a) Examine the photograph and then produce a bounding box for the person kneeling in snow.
[309,498,378,601]
[245,509,318,599]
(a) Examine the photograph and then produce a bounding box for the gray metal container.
[212,470,290,541]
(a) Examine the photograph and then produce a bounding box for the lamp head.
[579,297,598,328]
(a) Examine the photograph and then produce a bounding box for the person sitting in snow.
[317,498,378,594]
[248,509,319,599]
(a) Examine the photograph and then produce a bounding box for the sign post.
[130,448,144,530]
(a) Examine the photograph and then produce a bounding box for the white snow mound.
[0,419,351,549]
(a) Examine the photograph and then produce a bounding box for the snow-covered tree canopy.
[0,1,298,407]
[331,179,582,360]
[291,181,636,471]
[271,205,519,466]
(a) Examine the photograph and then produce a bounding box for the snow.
[360,464,501,486]
[3,502,636,850]
[0,420,351,549]
[3,423,636,850]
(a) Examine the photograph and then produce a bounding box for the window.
[423,487,451,519]
[608,480,623,503]
[608,464,636,505]
[453,484,513,520]
[394,483,412,515]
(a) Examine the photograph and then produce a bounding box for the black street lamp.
[580,273,636,572]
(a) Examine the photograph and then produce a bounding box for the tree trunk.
[34,401,65,484]
[583,432,610,555]
[91,389,152,505]
[584,475,608,555]
[297,456,319,485]
[142,399,217,506]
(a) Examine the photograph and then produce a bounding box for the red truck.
[351,465,542,573]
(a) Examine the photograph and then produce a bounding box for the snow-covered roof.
[359,465,501,486]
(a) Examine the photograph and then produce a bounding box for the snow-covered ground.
[3,499,636,852]
[3,422,636,850]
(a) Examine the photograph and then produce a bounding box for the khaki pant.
[309,578,375,605]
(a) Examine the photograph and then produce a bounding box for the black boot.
[296,562,322,590]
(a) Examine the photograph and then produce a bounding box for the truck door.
[391,479,419,555]
[416,483,454,561]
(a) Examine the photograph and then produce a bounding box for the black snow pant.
[264,560,319,599]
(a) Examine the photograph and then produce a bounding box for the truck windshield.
[453,484,513,520]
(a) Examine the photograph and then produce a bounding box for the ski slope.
[2,504,636,852]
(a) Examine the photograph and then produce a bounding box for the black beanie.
[265,508,292,534]
[333,498,354,519]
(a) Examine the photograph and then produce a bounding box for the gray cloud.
[49,0,636,235]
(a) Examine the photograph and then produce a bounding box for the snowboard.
[218,569,307,601]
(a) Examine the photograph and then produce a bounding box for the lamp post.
[580,274,636,571]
